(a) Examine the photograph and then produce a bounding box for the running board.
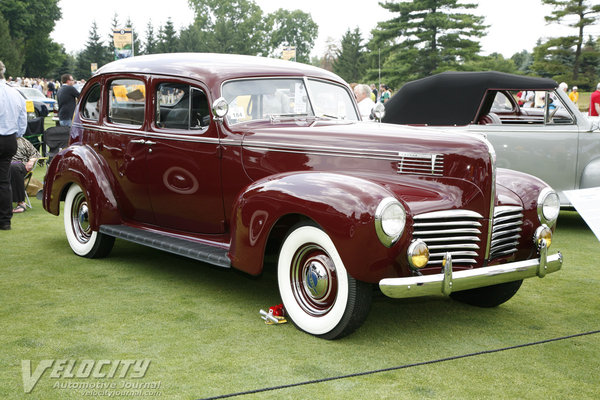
[99,225,231,268]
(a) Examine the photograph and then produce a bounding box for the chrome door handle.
[130,139,146,144]
[145,140,156,146]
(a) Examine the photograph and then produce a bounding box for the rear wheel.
[450,280,523,307]
[278,224,372,339]
[64,184,114,258]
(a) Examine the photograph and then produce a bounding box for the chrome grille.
[397,153,444,176]
[413,210,483,266]
[489,206,523,259]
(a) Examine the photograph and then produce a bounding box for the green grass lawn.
[1,181,599,399]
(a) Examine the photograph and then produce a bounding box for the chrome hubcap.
[291,244,337,316]
[71,192,91,243]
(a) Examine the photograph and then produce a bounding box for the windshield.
[222,78,358,125]
[20,88,47,100]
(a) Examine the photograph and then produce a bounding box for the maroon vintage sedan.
[43,53,562,339]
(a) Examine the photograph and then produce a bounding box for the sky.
[50,0,597,59]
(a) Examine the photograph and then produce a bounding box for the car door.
[144,78,225,234]
[467,90,579,199]
[95,77,155,225]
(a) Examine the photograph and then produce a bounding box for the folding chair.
[23,157,48,209]
[43,126,70,163]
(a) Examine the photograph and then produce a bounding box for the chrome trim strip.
[414,210,484,220]
[379,250,562,299]
[78,123,220,144]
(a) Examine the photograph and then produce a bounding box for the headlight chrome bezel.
[375,197,406,247]
[537,188,560,227]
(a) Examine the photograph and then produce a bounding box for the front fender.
[229,172,404,281]
[43,144,120,230]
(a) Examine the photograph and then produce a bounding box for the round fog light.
[408,239,429,269]
[534,225,552,249]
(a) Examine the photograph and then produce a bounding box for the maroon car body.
[43,54,562,339]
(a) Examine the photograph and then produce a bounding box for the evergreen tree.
[369,0,486,87]
[143,21,158,55]
[156,18,179,53]
[108,13,119,60]
[333,28,367,83]
[542,0,600,79]
[511,50,534,73]
[75,21,111,79]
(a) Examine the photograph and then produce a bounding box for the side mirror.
[372,103,386,122]
[212,97,229,121]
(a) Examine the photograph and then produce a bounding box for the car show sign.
[113,28,133,60]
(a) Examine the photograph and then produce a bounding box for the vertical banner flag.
[113,28,134,60]
[282,46,296,62]
[90,63,98,74]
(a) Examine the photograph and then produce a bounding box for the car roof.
[94,53,344,85]
[382,71,558,126]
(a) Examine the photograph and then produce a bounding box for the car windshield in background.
[222,78,358,125]
[18,87,48,100]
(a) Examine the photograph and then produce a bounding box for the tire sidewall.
[278,225,349,336]
[64,184,98,257]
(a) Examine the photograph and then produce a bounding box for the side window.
[491,92,514,113]
[108,79,145,126]
[156,83,209,130]
[80,84,101,121]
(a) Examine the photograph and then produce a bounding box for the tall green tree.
[369,0,486,87]
[187,0,266,55]
[511,50,534,73]
[333,28,367,83]
[265,9,318,63]
[0,0,62,76]
[107,13,120,60]
[542,0,600,79]
[0,13,23,76]
[143,21,158,55]
[75,21,111,79]
[156,18,179,53]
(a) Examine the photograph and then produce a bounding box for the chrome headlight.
[537,188,560,227]
[375,197,406,247]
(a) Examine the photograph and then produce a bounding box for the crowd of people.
[1,59,81,230]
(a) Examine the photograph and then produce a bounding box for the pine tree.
[76,21,111,79]
[333,28,367,83]
[143,21,158,55]
[369,0,486,87]
[542,0,600,79]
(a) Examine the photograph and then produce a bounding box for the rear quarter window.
[108,79,146,126]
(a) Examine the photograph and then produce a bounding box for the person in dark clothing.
[10,137,41,213]
[57,74,79,127]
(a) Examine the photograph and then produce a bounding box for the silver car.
[382,71,600,206]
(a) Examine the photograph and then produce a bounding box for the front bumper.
[379,243,562,299]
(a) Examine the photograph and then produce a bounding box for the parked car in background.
[16,86,58,118]
[383,71,600,207]
[43,54,562,339]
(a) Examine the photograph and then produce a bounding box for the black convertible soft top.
[382,71,558,126]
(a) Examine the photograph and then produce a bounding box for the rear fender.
[580,157,600,189]
[229,172,403,280]
[43,144,120,230]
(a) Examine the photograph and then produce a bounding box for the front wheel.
[278,224,372,339]
[450,280,523,307]
[64,184,114,258]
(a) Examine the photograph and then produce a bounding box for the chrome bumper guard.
[379,242,562,299]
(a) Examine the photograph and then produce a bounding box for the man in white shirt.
[354,84,376,120]
[0,60,28,230]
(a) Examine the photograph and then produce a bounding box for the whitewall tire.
[63,184,114,258]
[278,224,371,339]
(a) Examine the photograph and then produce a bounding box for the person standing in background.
[0,60,28,230]
[57,73,79,127]
[589,83,600,117]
